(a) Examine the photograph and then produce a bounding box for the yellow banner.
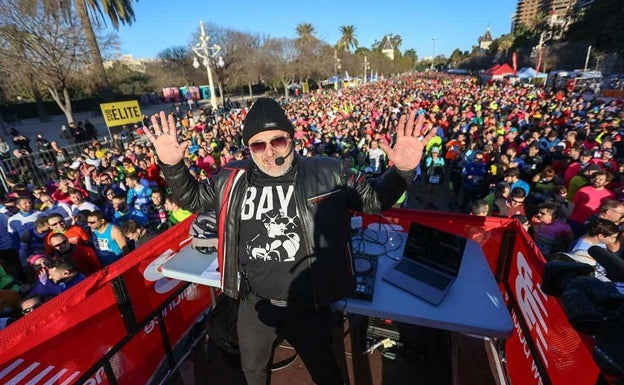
[99,100,143,128]
[302,82,309,94]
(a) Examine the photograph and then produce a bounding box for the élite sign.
[99,100,143,127]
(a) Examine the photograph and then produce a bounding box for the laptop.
[382,222,467,305]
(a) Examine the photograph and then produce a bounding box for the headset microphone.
[275,144,294,166]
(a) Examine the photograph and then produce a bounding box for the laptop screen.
[403,222,467,276]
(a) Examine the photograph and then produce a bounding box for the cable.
[364,338,397,355]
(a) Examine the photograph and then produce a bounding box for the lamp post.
[215,55,226,107]
[192,21,221,111]
[334,49,342,90]
[363,56,370,83]
[431,37,438,70]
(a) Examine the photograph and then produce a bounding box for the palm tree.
[336,25,358,52]
[498,34,514,57]
[528,11,548,33]
[295,22,317,47]
[65,0,138,100]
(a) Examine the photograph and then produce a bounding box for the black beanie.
[242,98,294,145]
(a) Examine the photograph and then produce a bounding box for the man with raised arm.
[145,97,435,385]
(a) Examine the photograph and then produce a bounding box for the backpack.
[189,211,218,254]
[204,293,240,356]
[189,212,241,355]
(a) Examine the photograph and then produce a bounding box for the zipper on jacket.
[219,167,246,298]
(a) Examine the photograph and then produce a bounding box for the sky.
[109,0,518,60]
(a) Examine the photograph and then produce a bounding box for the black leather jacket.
[161,155,413,306]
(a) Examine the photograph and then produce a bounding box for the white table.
[161,246,220,308]
[161,230,512,339]
[161,246,221,287]
[340,231,513,338]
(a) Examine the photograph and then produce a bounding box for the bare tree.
[226,31,264,99]
[0,0,91,123]
[265,37,298,100]
[158,46,193,85]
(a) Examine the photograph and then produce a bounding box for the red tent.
[481,64,516,84]
[485,63,516,76]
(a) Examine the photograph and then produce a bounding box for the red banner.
[0,209,603,385]
[504,228,599,385]
[0,217,212,385]
[536,47,544,74]
[363,209,601,385]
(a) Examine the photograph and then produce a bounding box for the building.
[514,0,549,32]
[513,0,595,39]
[103,55,153,73]
[381,36,395,61]
[512,0,576,39]
[478,27,493,50]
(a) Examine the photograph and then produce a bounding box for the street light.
[215,55,226,107]
[431,37,438,70]
[334,49,342,90]
[192,21,221,111]
[363,56,370,83]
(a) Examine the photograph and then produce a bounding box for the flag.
[536,47,543,73]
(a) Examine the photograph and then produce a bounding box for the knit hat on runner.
[242,98,294,145]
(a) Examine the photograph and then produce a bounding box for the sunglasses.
[51,240,69,248]
[48,221,64,227]
[248,136,289,154]
[87,220,98,224]
[22,303,42,315]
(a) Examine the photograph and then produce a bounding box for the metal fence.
[0,134,136,194]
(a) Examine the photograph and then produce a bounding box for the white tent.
[517,67,547,81]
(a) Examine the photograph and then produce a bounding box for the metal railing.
[0,135,116,193]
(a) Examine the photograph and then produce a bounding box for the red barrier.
[0,217,212,385]
[0,209,602,384]
[361,208,600,385]
[503,227,599,385]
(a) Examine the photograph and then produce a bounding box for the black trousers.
[237,293,344,385]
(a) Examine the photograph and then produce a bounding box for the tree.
[295,23,318,47]
[157,46,193,86]
[265,37,298,100]
[403,49,418,69]
[449,49,464,68]
[0,0,92,123]
[527,11,548,33]
[336,25,358,53]
[225,31,264,99]
[107,62,149,95]
[565,0,624,55]
[50,0,138,101]
[497,34,514,57]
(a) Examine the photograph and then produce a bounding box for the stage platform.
[165,314,502,385]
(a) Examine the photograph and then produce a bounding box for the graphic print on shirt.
[96,237,110,252]
[241,185,301,263]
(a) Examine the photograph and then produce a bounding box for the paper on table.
[199,256,221,285]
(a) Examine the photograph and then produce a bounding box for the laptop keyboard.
[395,261,452,290]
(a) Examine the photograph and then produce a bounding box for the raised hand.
[378,109,437,172]
[144,111,189,166]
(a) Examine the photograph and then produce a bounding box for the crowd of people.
[1,72,624,329]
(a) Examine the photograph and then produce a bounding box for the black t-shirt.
[238,164,306,301]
